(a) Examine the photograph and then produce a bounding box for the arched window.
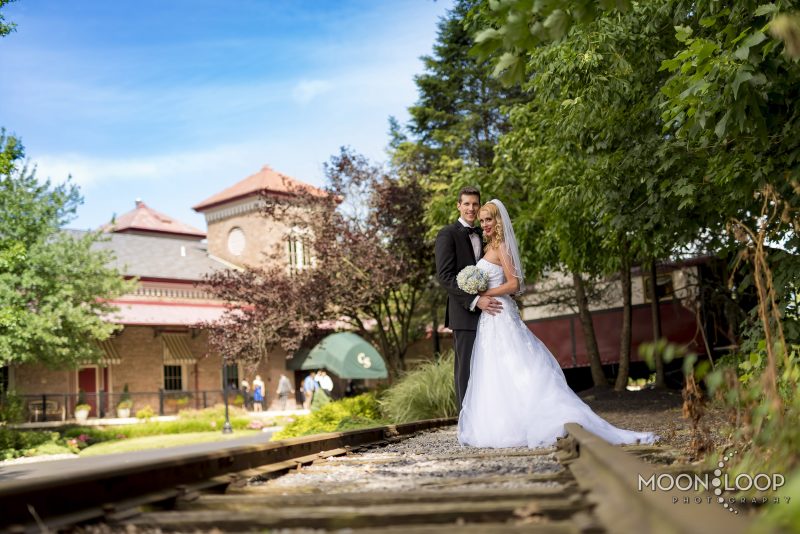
[286,227,313,274]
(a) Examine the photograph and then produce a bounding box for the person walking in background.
[317,370,333,395]
[240,379,251,411]
[252,375,265,412]
[302,372,317,409]
[276,374,295,411]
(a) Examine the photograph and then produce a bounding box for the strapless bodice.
[477,258,505,290]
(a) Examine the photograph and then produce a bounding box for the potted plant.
[116,383,132,418]
[74,389,91,422]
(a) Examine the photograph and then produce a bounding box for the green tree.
[0,132,132,367]
[470,0,633,83]
[487,2,708,388]
[658,0,800,402]
[392,0,526,231]
[205,149,432,380]
[0,0,17,38]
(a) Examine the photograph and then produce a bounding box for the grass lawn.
[79,430,261,456]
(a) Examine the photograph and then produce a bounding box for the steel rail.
[0,417,455,532]
[559,422,750,534]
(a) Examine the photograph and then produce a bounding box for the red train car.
[520,258,727,388]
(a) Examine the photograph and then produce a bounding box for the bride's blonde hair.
[480,202,504,249]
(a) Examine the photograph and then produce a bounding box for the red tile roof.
[192,165,327,212]
[101,200,206,239]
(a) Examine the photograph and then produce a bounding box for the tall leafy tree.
[205,149,432,380]
[0,132,132,367]
[471,0,799,385]
[392,0,526,229]
[658,0,800,402]
[485,2,708,388]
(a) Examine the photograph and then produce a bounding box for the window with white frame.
[286,228,312,274]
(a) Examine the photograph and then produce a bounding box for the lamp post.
[222,358,233,434]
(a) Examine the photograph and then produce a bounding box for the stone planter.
[74,407,90,422]
[116,407,131,418]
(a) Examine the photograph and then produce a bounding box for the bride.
[458,199,658,448]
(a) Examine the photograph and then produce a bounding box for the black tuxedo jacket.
[435,221,484,331]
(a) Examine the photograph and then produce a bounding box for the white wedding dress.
[458,258,658,448]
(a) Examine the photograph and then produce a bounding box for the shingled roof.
[192,165,327,212]
[101,200,206,239]
[72,230,228,281]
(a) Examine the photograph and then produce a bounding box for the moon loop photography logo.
[637,451,790,515]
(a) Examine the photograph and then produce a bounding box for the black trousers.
[452,329,477,412]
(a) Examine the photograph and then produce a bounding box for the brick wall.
[12,326,302,413]
[206,208,290,268]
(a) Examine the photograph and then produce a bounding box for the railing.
[133,286,213,299]
[7,388,251,422]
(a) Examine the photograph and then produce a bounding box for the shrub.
[0,428,63,460]
[75,389,90,412]
[135,406,155,420]
[0,390,25,423]
[379,351,457,423]
[272,393,383,440]
[171,405,251,432]
[310,389,332,411]
[118,384,132,409]
[62,405,256,445]
[690,343,800,532]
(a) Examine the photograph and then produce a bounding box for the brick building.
[6,166,329,420]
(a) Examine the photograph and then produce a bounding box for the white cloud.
[33,141,267,189]
[291,79,334,104]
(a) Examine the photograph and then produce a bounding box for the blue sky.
[0,0,453,230]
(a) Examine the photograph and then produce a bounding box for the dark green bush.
[0,428,62,460]
[0,390,25,424]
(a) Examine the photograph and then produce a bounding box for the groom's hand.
[477,296,502,315]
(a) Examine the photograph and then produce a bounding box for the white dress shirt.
[458,217,481,260]
[458,217,481,311]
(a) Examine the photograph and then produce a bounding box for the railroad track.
[0,419,748,533]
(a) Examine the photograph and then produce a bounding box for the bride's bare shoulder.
[482,247,501,265]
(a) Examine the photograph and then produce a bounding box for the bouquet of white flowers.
[456,265,489,294]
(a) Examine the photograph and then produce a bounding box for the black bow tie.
[463,226,480,235]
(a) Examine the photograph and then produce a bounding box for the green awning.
[288,332,388,379]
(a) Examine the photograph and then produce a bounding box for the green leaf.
[714,110,731,138]
[492,51,520,78]
[741,31,768,48]
[695,41,718,62]
[694,360,711,381]
[704,370,724,395]
[674,25,693,43]
[699,16,717,28]
[754,3,778,17]
[543,9,570,40]
[734,31,768,59]
[732,70,753,99]
[682,354,698,376]
[473,28,503,44]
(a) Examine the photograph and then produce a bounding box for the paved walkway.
[0,427,282,483]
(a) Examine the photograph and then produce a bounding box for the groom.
[435,186,502,411]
